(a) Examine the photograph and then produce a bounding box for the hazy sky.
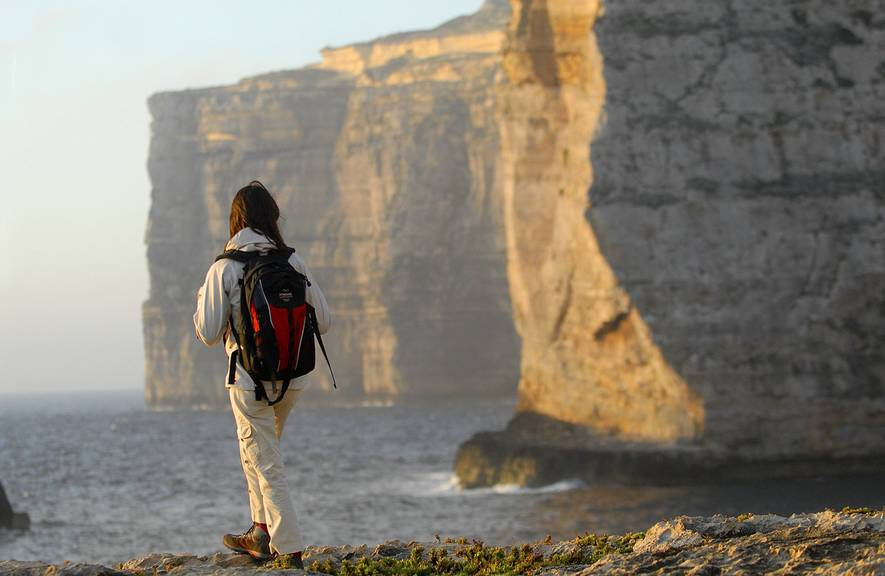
[0,0,483,396]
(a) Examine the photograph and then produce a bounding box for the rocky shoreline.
[2,510,881,575]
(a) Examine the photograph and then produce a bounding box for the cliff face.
[497,0,704,443]
[144,0,519,407]
[147,0,885,471]
[589,0,885,456]
[456,0,885,486]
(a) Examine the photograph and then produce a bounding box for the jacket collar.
[225,228,277,252]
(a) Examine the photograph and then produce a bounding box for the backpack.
[216,247,336,405]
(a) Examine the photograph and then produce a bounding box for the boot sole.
[223,542,272,561]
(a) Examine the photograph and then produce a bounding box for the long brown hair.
[229,180,287,248]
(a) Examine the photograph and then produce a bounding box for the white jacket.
[193,227,331,391]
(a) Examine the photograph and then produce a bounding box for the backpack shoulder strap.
[309,306,337,389]
[215,250,258,264]
[271,247,297,261]
[275,247,311,284]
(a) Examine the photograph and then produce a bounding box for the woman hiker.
[194,180,331,567]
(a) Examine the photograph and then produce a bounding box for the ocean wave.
[458,478,585,496]
[400,472,585,497]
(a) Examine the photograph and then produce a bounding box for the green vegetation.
[306,532,644,576]
[267,553,302,570]
[545,532,643,567]
[838,506,883,516]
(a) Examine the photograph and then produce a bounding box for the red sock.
[256,522,269,534]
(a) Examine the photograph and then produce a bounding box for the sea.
[0,390,882,565]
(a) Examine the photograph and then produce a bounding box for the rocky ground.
[1,509,882,575]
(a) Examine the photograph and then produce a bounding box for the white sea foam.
[401,472,585,497]
[483,479,587,495]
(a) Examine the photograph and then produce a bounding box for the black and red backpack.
[216,247,336,404]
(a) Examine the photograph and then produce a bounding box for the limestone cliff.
[497,0,703,444]
[589,0,885,457]
[144,0,518,407]
[456,0,885,486]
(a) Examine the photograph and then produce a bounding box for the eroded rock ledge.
[455,413,885,488]
[2,510,882,575]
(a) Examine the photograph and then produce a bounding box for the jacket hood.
[225,227,278,252]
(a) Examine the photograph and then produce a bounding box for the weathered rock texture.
[456,0,885,485]
[589,0,885,458]
[497,0,703,444]
[143,0,519,407]
[583,509,885,575]
[2,511,881,575]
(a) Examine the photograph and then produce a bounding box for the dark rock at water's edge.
[0,482,29,531]
[455,413,885,488]
[1,510,882,575]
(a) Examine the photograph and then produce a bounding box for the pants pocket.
[237,422,255,441]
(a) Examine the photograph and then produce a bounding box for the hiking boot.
[222,523,272,561]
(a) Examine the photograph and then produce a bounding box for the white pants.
[229,386,302,554]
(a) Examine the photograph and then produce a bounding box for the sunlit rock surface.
[143,0,519,407]
[456,0,885,486]
[589,509,885,575]
[2,511,881,575]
